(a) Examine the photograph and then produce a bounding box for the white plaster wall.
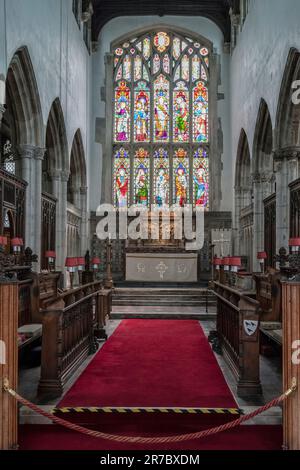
[91,15,232,212]
[0,0,92,170]
[231,0,300,165]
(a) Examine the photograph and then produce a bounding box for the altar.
[126,253,198,283]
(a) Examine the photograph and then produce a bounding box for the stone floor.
[19,318,282,426]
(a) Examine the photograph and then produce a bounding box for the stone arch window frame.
[101,25,221,211]
[252,98,275,268]
[234,128,253,266]
[67,129,88,257]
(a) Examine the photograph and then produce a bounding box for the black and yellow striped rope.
[52,407,243,415]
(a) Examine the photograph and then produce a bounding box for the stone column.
[101,53,114,204]
[17,145,46,271]
[252,174,267,271]
[80,186,89,254]
[274,150,300,252]
[233,187,242,255]
[209,53,222,211]
[50,169,69,273]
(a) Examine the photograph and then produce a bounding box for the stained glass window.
[173,82,189,143]
[113,148,130,208]
[114,81,131,142]
[134,82,150,143]
[154,75,170,142]
[193,82,209,143]
[154,149,169,207]
[193,149,209,208]
[134,56,142,81]
[113,30,210,208]
[134,148,150,206]
[173,149,189,206]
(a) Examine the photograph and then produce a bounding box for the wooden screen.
[41,192,57,270]
[0,169,26,250]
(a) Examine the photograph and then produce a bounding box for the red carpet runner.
[19,320,282,450]
[59,320,237,408]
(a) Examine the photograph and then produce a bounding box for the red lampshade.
[45,251,56,259]
[65,257,78,268]
[92,257,101,266]
[257,251,267,260]
[213,258,222,266]
[11,238,23,247]
[0,236,8,246]
[230,257,242,267]
[289,238,300,247]
[77,257,85,266]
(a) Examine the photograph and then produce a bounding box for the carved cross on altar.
[156,261,168,280]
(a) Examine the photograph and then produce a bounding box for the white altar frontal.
[126,253,198,283]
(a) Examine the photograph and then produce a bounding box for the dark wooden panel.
[290,178,300,238]
[264,194,276,268]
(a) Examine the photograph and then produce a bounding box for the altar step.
[111,306,216,320]
[111,288,216,319]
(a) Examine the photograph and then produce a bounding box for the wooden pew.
[253,270,282,354]
[213,281,262,397]
[38,281,111,397]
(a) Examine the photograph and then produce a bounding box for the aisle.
[19,320,282,450]
[58,320,236,409]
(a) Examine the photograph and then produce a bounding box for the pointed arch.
[253,99,276,268]
[6,46,43,147]
[235,128,251,195]
[66,129,88,261]
[275,48,300,150]
[253,99,274,177]
[43,98,68,194]
[234,129,253,268]
[68,129,87,206]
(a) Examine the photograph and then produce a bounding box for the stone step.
[113,294,215,300]
[114,288,212,295]
[111,306,217,320]
[113,300,215,306]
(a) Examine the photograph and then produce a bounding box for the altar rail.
[213,282,262,397]
[38,281,112,397]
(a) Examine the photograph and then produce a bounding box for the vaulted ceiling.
[91,0,235,43]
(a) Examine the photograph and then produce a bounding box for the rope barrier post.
[0,283,19,450]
